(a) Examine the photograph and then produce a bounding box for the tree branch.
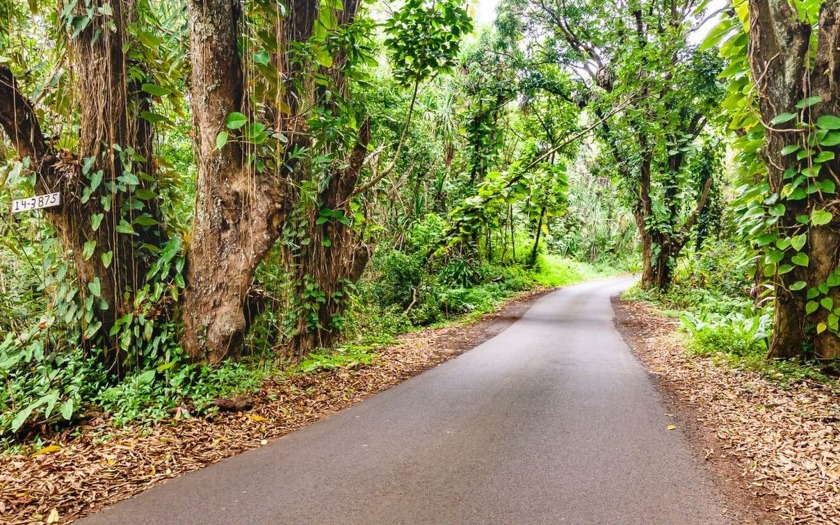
[0,66,49,162]
[681,176,714,235]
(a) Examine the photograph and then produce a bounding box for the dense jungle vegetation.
[1,0,839,443]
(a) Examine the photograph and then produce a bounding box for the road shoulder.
[613,296,840,525]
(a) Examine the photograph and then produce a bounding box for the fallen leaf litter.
[617,299,840,525]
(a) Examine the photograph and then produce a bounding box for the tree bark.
[181,0,293,362]
[529,206,546,267]
[286,121,371,355]
[749,0,840,360]
[281,0,373,356]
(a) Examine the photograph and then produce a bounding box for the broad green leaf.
[82,240,96,260]
[791,234,807,251]
[59,399,74,421]
[819,132,840,147]
[766,250,784,264]
[101,251,113,269]
[806,300,819,315]
[116,220,135,234]
[156,361,175,372]
[792,252,810,266]
[89,169,103,191]
[319,7,338,30]
[226,112,248,130]
[315,47,333,68]
[11,403,36,432]
[140,111,171,124]
[790,280,807,291]
[133,215,159,227]
[816,115,840,130]
[216,131,229,150]
[245,122,267,140]
[814,151,835,163]
[88,277,101,297]
[780,144,800,155]
[42,390,59,419]
[141,83,171,97]
[756,233,777,246]
[796,96,822,108]
[811,209,832,226]
[254,50,270,66]
[137,369,156,384]
[770,112,796,125]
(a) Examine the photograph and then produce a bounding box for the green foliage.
[384,0,473,86]
[296,346,377,374]
[682,310,769,359]
[98,358,267,427]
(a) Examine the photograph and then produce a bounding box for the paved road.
[81,276,729,525]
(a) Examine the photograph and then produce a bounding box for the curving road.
[81,276,730,525]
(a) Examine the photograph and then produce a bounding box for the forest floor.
[615,298,840,525]
[0,286,553,525]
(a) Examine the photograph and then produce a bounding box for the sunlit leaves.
[384,0,473,87]
[811,209,832,226]
[817,115,840,130]
[226,112,248,130]
[770,112,796,125]
[215,131,228,150]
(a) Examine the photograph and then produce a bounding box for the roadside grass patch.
[624,284,838,390]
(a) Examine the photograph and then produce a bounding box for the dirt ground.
[614,297,840,525]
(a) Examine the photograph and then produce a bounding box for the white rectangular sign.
[11,192,61,213]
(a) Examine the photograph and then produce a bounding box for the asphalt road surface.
[81,276,730,525]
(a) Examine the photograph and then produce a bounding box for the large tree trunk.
[286,123,371,354]
[632,133,713,292]
[0,0,166,374]
[70,0,167,370]
[181,0,292,362]
[749,0,840,360]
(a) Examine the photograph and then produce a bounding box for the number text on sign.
[11,193,61,213]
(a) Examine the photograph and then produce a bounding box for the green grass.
[530,254,619,288]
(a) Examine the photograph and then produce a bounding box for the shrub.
[681,310,769,358]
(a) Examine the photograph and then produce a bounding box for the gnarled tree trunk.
[181,0,292,362]
[280,0,373,356]
[286,122,371,354]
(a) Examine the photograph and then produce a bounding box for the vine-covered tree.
[731,0,840,359]
[0,0,168,373]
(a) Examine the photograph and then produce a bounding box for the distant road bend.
[82,276,730,525]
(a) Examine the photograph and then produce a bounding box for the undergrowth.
[1,247,618,448]
[625,242,839,389]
